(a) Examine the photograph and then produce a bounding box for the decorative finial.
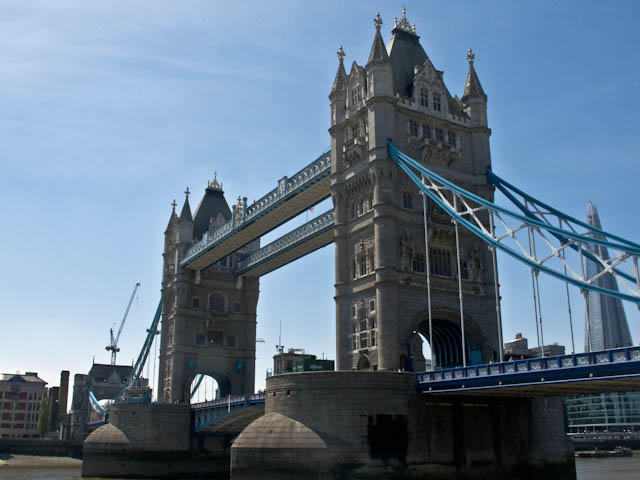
[374,12,382,30]
[171,199,177,212]
[184,186,190,199]
[337,45,345,62]
[208,171,223,191]
[394,6,414,33]
[467,48,475,64]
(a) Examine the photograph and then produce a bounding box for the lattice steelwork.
[181,151,331,269]
[234,210,334,276]
[388,140,640,306]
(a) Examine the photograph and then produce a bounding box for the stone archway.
[356,355,371,371]
[407,309,486,369]
[188,372,231,404]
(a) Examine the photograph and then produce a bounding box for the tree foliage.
[37,395,50,436]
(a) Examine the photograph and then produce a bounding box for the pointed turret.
[331,45,348,94]
[461,49,488,128]
[179,187,193,222]
[367,13,389,64]
[365,13,394,99]
[165,199,178,232]
[462,48,486,101]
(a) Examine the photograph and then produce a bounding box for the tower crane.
[106,282,140,365]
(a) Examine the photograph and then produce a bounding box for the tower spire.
[331,45,348,93]
[462,48,486,100]
[367,13,389,64]
[179,187,193,222]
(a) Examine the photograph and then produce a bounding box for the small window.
[461,260,469,280]
[360,319,367,332]
[352,259,358,279]
[351,305,357,318]
[352,123,360,138]
[422,123,431,139]
[360,333,368,348]
[195,334,206,346]
[371,316,377,329]
[192,297,200,309]
[420,87,428,107]
[369,299,375,312]
[233,302,241,313]
[357,199,364,216]
[448,130,456,147]
[409,119,418,137]
[432,92,441,111]
[209,294,225,312]
[429,248,452,277]
[412,253,426,273]
[352,336,358,351]
[402,192,414,210]
[359,255,368,276]
[371,331,376,347]
[435,127,444,142]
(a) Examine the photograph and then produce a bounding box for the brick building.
[0,372,47,438]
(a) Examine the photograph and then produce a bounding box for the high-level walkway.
[181,151,331,271]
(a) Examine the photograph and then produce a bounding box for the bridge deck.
[417,346,640,397]
[182,152,330,271]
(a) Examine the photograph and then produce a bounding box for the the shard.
[584,202,633,352]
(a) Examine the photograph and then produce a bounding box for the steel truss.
[388,140,640,306]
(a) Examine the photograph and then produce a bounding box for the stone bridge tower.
[330,9,499,371]
[157,176,259,403]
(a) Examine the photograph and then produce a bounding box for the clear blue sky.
[2,1,639,401]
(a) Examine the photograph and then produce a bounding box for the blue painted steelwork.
[234,209,335,275]
[190,373,205,398]
[88,388,108,416]
[181,151,331,268]
[387,140,640,305]
[191,393,266,431]
[114,300,162,403]
[417,346,640,393]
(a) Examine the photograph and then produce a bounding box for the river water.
[1,456,639,479]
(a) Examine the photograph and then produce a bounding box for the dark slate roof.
[88,364,132,382]
[192,187,232,241]
[1,373,47,384]
[179,197,192,222]
[367,28,389,64]
[386,28,428,96]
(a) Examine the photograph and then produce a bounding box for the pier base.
[231,371,576,480]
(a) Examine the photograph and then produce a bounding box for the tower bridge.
[82,7,640,480]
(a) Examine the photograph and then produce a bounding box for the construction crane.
[106,282,140,365]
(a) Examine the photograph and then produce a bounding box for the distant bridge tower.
[157,177,259,403]
[330,9,500,371]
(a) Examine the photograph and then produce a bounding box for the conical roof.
[331,46,348,94]
[367,14,389,64]
[179,194,192,222]
[462,49,486,100]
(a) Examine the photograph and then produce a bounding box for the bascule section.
[330,10,499,372]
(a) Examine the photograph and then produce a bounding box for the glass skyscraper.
[566,202,640,433]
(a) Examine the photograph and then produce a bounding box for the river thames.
[1,455,640,480]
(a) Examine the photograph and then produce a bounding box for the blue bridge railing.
[191,393,266,431]
[417,346,640,393]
